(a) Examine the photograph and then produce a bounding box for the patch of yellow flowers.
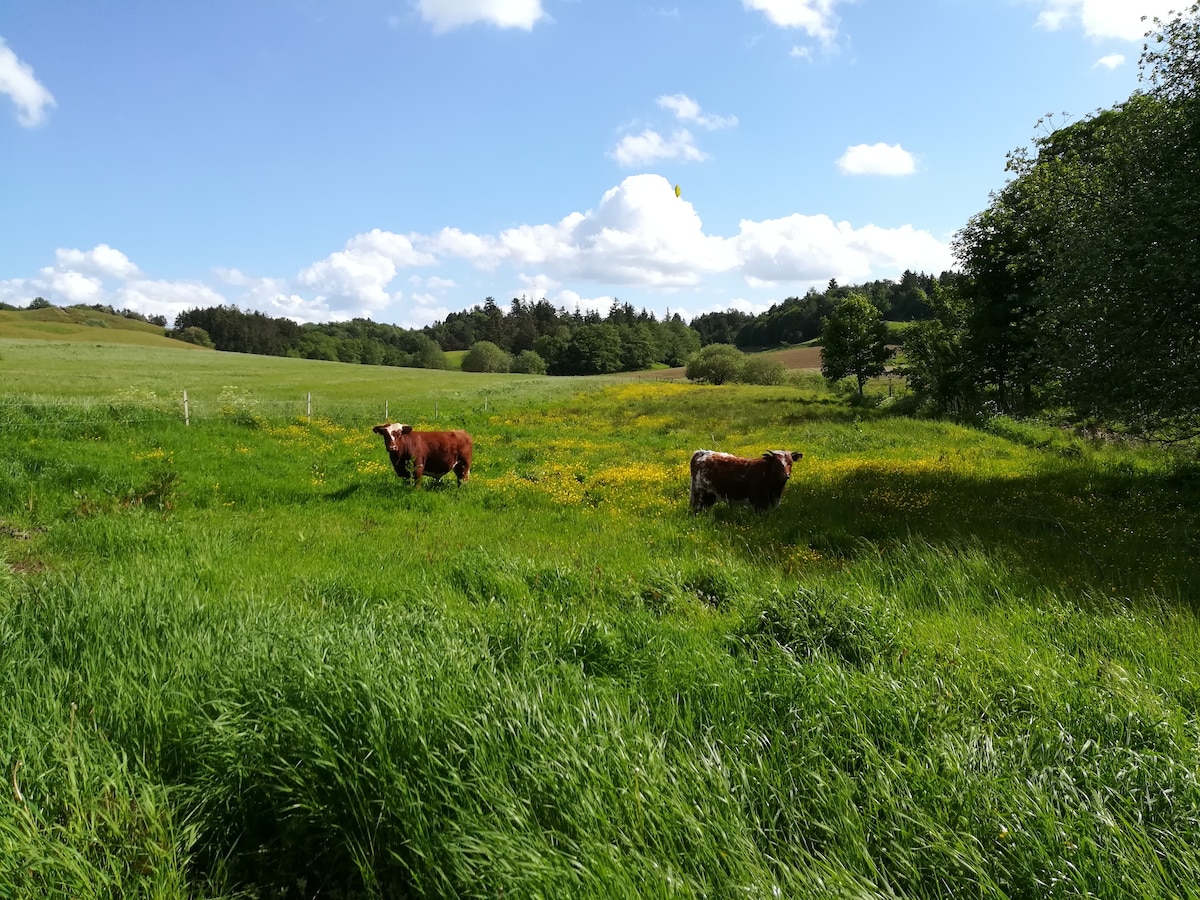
[488,459,681,515]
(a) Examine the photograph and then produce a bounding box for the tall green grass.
[1,351,1199,898]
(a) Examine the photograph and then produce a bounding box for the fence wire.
[0,393,489,433]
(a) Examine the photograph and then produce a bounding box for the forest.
[162,271,948,378]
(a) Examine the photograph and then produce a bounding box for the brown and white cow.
[373,423,473,485]
[689,449,803,513]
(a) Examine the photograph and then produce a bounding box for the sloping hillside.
[0,306,209,350]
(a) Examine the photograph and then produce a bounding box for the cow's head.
[373,423,412,452]
[762,450,803,478]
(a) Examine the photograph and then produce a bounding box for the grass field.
[1,339,1199,898]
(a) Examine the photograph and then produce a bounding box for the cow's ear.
[401,424,413,435]
[762,452,775,462]
[792,451,803,460]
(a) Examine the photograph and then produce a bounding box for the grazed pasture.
[1,341,1199,899]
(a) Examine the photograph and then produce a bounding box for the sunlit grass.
[1,351,1199,898]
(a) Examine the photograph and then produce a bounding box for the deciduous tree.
[820,294,894,396]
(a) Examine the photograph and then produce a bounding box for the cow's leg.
[412,464,424,484]
[454,460,469,484]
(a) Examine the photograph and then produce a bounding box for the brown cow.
[689,449,802,513]
[373,423,473,485]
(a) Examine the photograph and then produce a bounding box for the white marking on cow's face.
[374,422,406,452]
[763,450,793,478]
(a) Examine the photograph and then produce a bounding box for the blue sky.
[0,1,1176,329]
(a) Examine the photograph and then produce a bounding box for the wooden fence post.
[183,390,190,427]
[307,392,312,420]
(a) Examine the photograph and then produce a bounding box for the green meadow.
[1,340,1199,898]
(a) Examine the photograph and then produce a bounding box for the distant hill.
[0,307,209,350]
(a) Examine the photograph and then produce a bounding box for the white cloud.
[38,268,106,304]
[657,94,738,130]
[0,37,56,127]
[1031,0,1179,40]
[411,274,458,290]
[743,0,847,44]
[415,0,546,33]
[732,214,952,287]
[395,293,452,329]
[296,228,436,316]
[113,279,230,321]
[215,269,338,322]
[611,129,709,167]
[514,272,561,299]
[412,176,734,287]
[419,174,948,293]
[544,288,614,318]
[837,142,916,176]
[4,177,954,328]
[424,227,508,270]
[55,244,140,280]
[692,296,776,318]
[1094,53,1125,69]
[0,244,144,307]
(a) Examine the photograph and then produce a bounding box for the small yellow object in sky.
[674,183,681,198]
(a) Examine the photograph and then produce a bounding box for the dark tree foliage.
[724,274,943,351]
[174,306,301,357]
[736,291,834,348]
[560,324,624,375]
[898,279,977,413]
[926,5,1200,438]
[425,297,694,375]
[689,309,755,346]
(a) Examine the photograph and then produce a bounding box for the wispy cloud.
[612,95,735,167]
[415,0,546,33]
[0,37,56,126]
[1031,0,1178,41]
[742,0,848,45]
[1093,53,1125,69]
[611,129,709,167]
[657,93,738,130]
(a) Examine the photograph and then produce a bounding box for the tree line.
[169,298,703,376]
[689,270,953,349]
[164,272,949,378]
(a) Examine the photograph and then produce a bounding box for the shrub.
[511,350,548,375]
[462,341,512,373]
[685,344,745,385]
[174,326,216,349]
[741,356,787,385]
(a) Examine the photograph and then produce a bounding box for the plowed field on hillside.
[622,345,823,380]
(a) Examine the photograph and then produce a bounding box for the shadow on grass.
[705,461,1200,603]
